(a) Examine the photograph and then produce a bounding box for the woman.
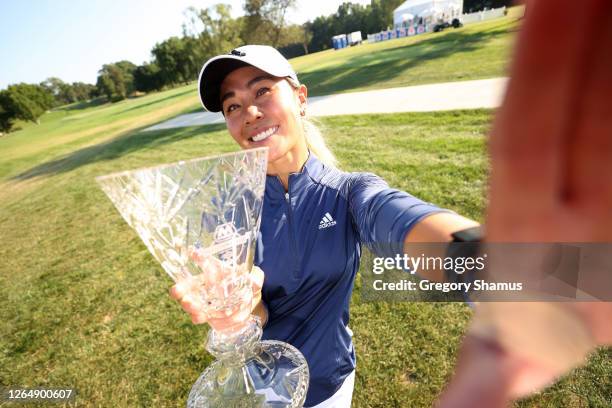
[171,44,478,407]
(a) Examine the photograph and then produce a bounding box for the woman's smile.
[249,125,279,143]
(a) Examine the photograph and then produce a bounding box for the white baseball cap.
[197,45,299,113]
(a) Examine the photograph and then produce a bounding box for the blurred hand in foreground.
[438,0,612,406]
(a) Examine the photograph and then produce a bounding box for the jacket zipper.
[283,185,301,280]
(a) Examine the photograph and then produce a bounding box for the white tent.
[419,7,442,18]
[393,0,463,28]
[400,12,415,22]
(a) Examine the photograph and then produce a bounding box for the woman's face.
[219,66,308,169]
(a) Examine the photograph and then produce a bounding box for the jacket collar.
[264,151,324,200]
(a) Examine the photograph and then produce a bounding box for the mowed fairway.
[1,8,610,407]
[291,12,520,96]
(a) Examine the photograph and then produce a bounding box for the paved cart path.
[143,77,508,131]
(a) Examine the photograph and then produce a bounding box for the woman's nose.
[244,105,262,124]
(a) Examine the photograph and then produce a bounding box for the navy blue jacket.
[255,153,443,406]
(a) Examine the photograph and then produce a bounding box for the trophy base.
[187,340,309,408]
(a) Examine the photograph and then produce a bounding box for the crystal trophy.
[96,147,309,407]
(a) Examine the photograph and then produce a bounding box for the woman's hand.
[486,0,612,244]
[169,264,266,330]
[439,0,612,406]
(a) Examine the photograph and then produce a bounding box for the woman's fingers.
[190,310,208,325]
[170,261,267,327]
[179,293,203,314]
[489,0,591,203]
[251,266,264,308]
[182,296,208,325]
[251,266,264,292]
[169,284,182,300]
[566,3,612,216]
[169,280,208,324]
[169,280,189,300]
[436,335,518,408]
[486,0,607,241]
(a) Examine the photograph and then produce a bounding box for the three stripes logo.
[319,212,337,229]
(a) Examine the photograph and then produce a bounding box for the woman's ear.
[297,84,308,116]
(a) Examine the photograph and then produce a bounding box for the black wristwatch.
[445,225,484,284]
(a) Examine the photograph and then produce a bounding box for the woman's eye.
[226,104,238,113]
[256,87,270,97]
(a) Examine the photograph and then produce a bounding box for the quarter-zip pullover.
[255,153,444,406]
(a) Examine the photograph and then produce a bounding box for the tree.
[158,4,244,88]
[41,77,73,106]
[304,1,408,53]
[334,2,369,36]
[0,92,14,133]
[0,83,54,130]
[151,36,197,86]
[40,77,65,102]
[184,5,243,59]
[363,0,404,33]
[95,61,136,101]
[133,63,164,93]
[308,14,335,52]
[40,78,95,106]
[281,24,313,55]
[464,0,513,13]
[70,82,97,102]
[241,0,297,46]
[9,83,54,121]
[270,0,297,46]
[59,83,77,104]
[241,0,275,44]
[96,73,117,101]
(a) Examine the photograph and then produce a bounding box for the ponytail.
[301,117,339,169]
[286,76,339,168]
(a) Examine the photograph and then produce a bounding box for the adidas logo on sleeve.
[318,212,337,229]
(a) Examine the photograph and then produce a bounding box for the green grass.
[1,107,610,407]
[291,15,519,96]
[0,86,200,181]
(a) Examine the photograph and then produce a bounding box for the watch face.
[452,226,483,242]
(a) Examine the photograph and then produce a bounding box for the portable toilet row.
[332,31,362,49]
[332,34,348,49]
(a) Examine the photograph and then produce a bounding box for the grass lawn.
[1,105,610,407]
[291,15,519,96]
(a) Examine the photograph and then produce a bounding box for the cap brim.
[198,57,251,113]
[198,49,298,113]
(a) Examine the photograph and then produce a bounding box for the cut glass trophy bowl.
[96,147,309,407]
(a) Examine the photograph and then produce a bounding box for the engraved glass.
[96,147,309,407]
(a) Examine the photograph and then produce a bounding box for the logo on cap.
[230,49,246,57]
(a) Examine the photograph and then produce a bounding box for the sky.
[0,0,373,90]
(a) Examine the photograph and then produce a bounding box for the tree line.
[1,0,512,134]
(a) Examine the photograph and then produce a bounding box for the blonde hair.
[301,117,339,169]
[285,77,339,168]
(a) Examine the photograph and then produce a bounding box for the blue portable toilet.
[332,34,348,49]
[340,34,348,48]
